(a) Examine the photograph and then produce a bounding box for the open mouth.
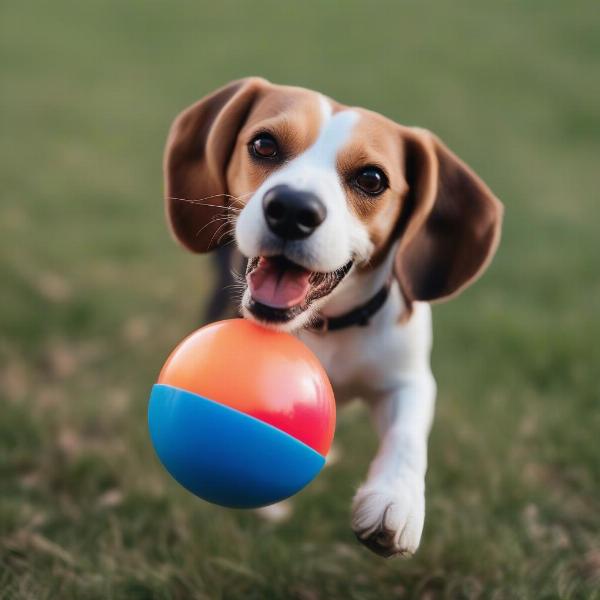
[245,256,353,323]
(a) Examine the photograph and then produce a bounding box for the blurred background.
[1,1,599,598]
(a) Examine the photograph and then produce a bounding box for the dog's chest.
[300,330,380,402]
[297,299,432,403]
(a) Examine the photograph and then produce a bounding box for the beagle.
[163,78,503,558]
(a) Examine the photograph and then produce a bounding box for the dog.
[163,78,503,558]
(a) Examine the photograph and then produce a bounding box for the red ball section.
[157,319,335,456]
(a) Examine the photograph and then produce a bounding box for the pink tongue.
[248,258,311,309]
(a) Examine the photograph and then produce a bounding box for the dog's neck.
[318,251,402,319]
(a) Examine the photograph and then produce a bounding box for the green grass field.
[1,1,599,598]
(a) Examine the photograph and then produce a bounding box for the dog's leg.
[352,371,436,558]
[202,245,245,324]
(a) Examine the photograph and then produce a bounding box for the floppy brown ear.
[395,128,503,302]
[164,77,267,252]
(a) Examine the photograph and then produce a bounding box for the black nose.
[262,185,327,240]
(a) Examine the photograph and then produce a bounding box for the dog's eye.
[354,167,388,195]
[249,133,278,159]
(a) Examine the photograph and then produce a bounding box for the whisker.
[167,190,254,211]
[168,198,242,212]
[195,215,231,237]
[171,191,248,202]
[216,225,234,246]
[207,220,231,249]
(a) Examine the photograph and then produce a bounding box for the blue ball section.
[148,384,326,508]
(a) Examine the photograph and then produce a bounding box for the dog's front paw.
[351,478,425,558]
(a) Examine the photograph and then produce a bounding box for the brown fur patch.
[227,85,325,202]
[336,109,409,270]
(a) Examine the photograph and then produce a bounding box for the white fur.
[300,265,436,556]
[236,95,436,556]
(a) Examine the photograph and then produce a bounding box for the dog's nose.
[262,185,327,240]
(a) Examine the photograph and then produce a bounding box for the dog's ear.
[394,128,503,303]
[164,77,267,252]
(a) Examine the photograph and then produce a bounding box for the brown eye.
[249,133,278,159]
[354,166,388,195]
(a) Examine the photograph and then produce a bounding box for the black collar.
[310,280,392,333]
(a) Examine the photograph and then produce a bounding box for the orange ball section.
[157,319,335,456]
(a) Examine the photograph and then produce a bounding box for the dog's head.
[165,77,503,330]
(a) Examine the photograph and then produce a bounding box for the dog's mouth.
[245,255,353,324]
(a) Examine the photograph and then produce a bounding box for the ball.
[148,319,335,508]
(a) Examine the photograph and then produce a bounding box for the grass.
[1,0,599,597]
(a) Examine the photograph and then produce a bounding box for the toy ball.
[148,319,335,508]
